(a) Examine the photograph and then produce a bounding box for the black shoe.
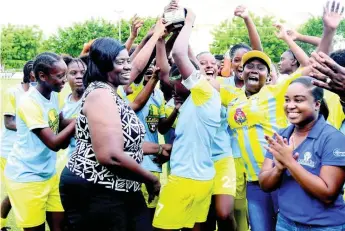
[1,227,11,231]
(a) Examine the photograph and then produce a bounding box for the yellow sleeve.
[127,81,144,103]
[181,70,214,106]
[275,68,303,92]
[18,98,48,130]
[189,79,214,106]
[220,85,238,107]
[324,90,345,129]
[159,99,166,119]
[3,89,16,116]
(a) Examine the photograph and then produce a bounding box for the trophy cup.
[163,0,186,32]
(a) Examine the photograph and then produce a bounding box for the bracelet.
[158,145,163,156]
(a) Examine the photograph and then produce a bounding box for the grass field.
[1,78,72,231]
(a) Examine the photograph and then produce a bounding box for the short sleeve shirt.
[5,87,60,182]
[266,116,345,226]
[170,70,221,180]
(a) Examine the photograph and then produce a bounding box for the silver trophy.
[164,2,186,32]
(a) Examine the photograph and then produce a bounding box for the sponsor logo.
[298,151,315,168]
[333,149,345,157]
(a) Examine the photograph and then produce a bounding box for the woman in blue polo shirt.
[259,77,345,230]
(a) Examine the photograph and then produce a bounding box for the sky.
[1,0,328,53]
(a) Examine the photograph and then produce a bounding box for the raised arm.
[128,19,166,86]
[317,0,344,54]
[234,5,263,51]
[287,29,321,47]
[156,38,171,88]
[171,9,197,79]
[274,23,310,67]
[129,68,160,112]
[125,15,143,52]
[221,50,232,77]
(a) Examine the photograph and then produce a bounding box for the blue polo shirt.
[266,115,345,226]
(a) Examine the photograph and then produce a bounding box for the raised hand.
[309,52,345,99]
[286,28,301,41]
[130,14,144,39]
[164,0,179,13]
[323,0,344,30]
[273,23,289,41]
[154,18,167,37]
[234,5,250,20]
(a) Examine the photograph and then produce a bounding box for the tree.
[298,17,345,55]
[41,17,157,57]
[1,24,43,69]
[210,14,288,63]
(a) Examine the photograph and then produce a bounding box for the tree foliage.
[210,14,287,63]
[40,17,157,57]
[297,16,345,55]
[1,24,43,69]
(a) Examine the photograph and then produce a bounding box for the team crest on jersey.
[234,108,247,125]
[146,104,160,133]
[48,109,59,134]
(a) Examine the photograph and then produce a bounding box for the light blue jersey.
[170,71,221,180]
[211,106,233,162]
[1,85,25,159]
[61,94,81,158]
[5,88,60,182]
[136,89,166,172]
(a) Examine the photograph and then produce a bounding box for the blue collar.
[281,115,327,139]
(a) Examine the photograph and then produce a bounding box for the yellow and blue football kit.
[153,70,221,229]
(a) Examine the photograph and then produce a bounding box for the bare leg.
[215,195,236,231]
[46,212,65,231]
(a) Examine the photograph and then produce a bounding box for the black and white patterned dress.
[67,81,146,192]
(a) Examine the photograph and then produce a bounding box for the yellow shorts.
[234,157,246,199]
[5,174,64,228]
[153,175,214,229]
[141,171,160,208]
[213,156,236,196]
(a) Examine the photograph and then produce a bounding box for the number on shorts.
[222,176,231,188]
[155,203,164,217]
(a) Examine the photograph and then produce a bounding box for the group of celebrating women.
[1,1,345,231]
